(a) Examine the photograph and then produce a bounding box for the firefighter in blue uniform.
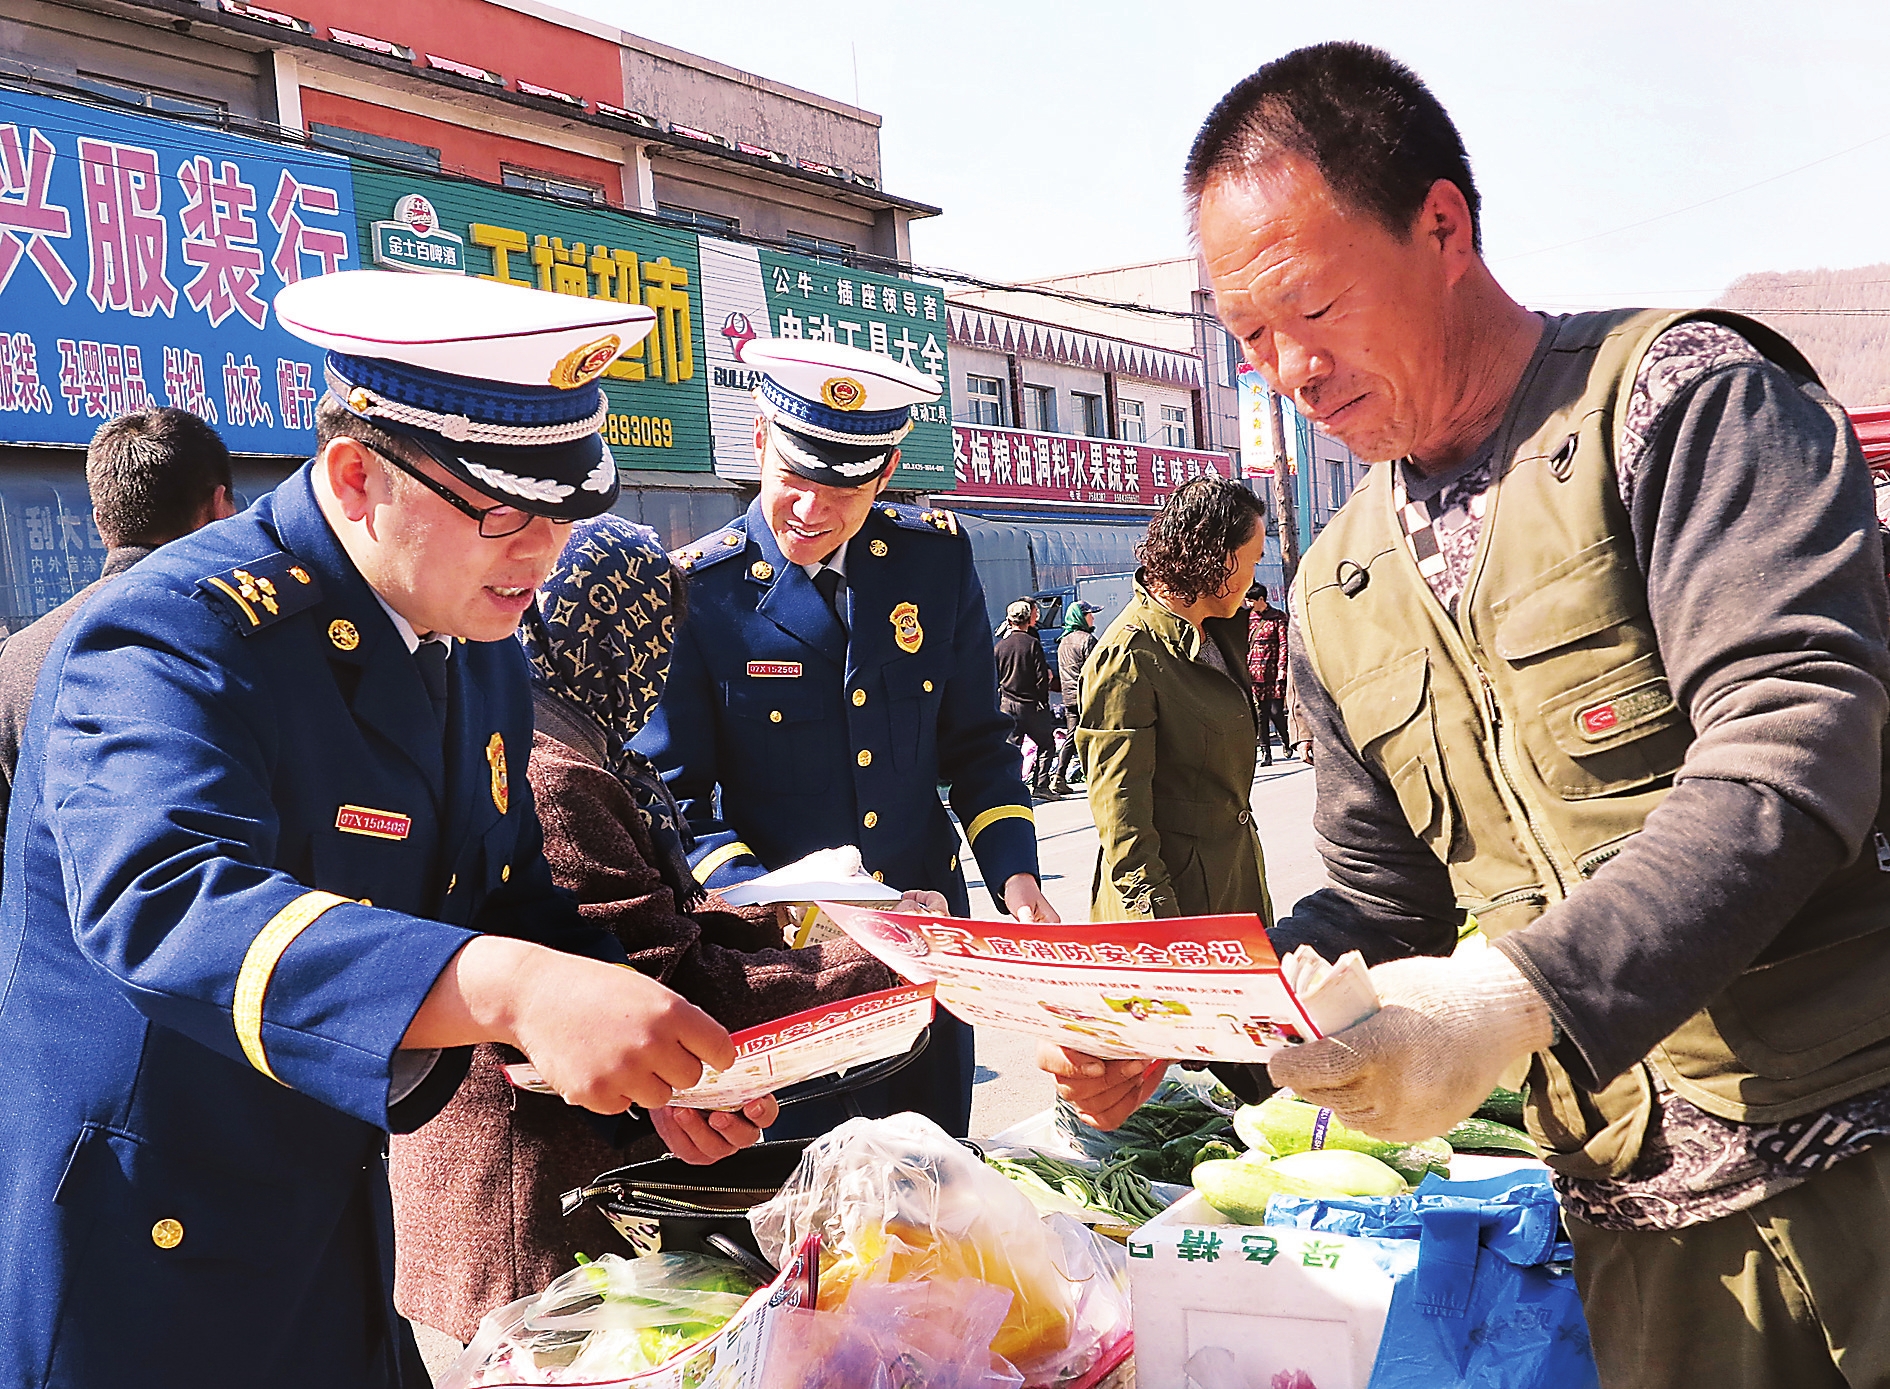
[0,270,762,1388]
[634,338,1060,1138]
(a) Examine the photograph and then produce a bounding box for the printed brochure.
[822,904,1326,1062]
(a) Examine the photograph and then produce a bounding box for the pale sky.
[566,0,1890,314]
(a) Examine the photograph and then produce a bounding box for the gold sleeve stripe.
[233,890,351,1084]
[693,840,756,885]
[966,804,1034,843]
[203,575,259,627]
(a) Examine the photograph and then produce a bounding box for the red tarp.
[1850,406,1890,469]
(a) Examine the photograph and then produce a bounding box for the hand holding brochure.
[821,904,1381,1063]
[502,982,936,1111]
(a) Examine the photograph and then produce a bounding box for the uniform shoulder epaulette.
[878,502,960,537]
[672,522,751,574]
[196,550,323,635]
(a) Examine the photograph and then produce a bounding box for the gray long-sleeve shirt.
[1275,332,1890,1097]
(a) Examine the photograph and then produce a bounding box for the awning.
[1850,407,1890,468]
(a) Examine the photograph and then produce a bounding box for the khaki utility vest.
[1295,309,1890,1179]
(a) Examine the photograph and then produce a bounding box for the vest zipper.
[1476,667,1571,900]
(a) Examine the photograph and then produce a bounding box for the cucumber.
[1443,1115,1540,1157]
[1473,1086,1527,1128]
[1236,1095,1451,1181]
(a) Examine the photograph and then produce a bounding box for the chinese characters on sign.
[0,88,355,453]
[946,424,1233,510]
[346,166,711,469]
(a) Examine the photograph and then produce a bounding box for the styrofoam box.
[1127,1190,1400,1389]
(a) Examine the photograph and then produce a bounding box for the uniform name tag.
[336,805,413,841]
[747,661,803,678]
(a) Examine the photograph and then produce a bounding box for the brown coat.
[389,727,895,1343]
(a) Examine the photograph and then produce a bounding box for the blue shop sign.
[0,87,356,453]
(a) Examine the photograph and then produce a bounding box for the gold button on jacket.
[151,1218,183,1250]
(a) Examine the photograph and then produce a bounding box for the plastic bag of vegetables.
[441,1252,758,1387]
[749,1113,1129,1387]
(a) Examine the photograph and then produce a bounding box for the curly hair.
[1137,478,1266,605]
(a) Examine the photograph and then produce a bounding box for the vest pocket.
[1337,652,1459,859]
[1526,653,1690,799]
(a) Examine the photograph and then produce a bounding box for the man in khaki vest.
[1054,42,1890,1386]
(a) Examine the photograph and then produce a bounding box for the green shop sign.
[348,164,711,472]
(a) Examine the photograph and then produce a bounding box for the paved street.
[964,752,1323,1138]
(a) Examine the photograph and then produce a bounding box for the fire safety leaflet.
[822,904,1322,1062]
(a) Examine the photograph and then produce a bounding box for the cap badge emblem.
[328,619,360,651]
[869,539,888,557]
[549,334,624,389]
[821,376,867,411]
[750,560,775,581]
[486,733,510,814]
[890,601,923,654]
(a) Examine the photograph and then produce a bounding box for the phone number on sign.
[606,413,673,448]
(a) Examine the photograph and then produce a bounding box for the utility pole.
[1266,387,1301,585]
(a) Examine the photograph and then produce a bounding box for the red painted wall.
[294,0,625,108]
[300,89,625,201]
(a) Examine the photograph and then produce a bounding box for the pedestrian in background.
[996,596,1058,797]
[1051,600,1100,795]
[1078,478,1273,922]
[1245,583,1292,766]
[0,407,237,841]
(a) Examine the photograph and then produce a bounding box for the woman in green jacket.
[1078,478,1273,922]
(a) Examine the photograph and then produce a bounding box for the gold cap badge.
[328,619,360,651]
[820,376,867,411]
[548,333,623,388]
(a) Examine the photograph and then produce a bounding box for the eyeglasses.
[367,444,539,539]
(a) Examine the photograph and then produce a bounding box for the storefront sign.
[348,165,711,472]
[0,87,355,454]
[698,236,952,490]
[945,424,1232,510]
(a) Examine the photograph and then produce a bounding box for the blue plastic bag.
[1268,1170,1599,1389]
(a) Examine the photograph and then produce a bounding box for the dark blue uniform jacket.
[0,466,613,1388]
[633,499,1038,1135]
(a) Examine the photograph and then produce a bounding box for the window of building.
[1074,391,1107,439]
[310,123,440,172]
[1023,385,1058,434]
[502,166,604,204]
[1330,459,1347,511]
[1118,398,1145,443]
[785,231,856,266]
[1160,404,1190,449]
[654,204,741,235]
[73,73,228,121]
[965,375,1008,427]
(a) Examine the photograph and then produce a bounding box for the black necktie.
[812,566,847,629]
[415,639,450,730]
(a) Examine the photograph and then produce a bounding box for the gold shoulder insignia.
[885,503,960,537]
[198,551,324,636]
[672,527,748,574]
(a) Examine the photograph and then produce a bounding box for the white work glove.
[1267,948,1554,1143]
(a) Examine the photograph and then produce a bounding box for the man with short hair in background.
[0,407,237,836]
[996,597,1059,797]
